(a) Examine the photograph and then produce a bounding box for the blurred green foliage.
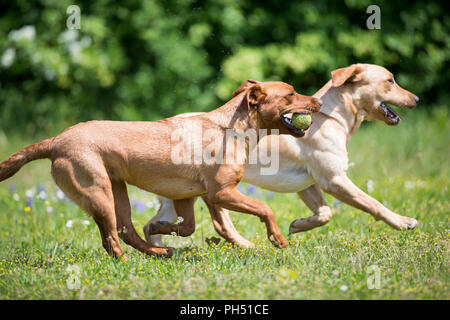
[0,0,448,136]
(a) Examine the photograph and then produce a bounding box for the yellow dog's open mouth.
[379,103,402,125]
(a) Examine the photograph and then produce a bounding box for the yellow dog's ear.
[331,65,365,87]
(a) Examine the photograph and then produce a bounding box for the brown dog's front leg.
[322,174,418,230]
[202,197,254,248]
[207,186,287,248]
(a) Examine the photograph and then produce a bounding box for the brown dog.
[0,80,321,260]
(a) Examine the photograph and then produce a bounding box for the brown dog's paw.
[205,236,221,246]
[149,246,174,258]
[119,253,129,262]
[163,247,174,258]
[268,234,288,249]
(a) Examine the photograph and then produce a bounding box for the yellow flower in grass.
[24,206,31,212]
[45,201,50,206]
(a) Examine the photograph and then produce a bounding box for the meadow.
[0,107,448,299]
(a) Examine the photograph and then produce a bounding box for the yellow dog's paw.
[398,217,418,230]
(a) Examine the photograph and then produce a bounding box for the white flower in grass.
[405,181,415,189]
[367,180,374,193]
[340,285,348,291]
[149,198,160,210]
[13,193,20,201]
[176,216,184,224]
[171,232,177,236]
[56,189,65,200]
[405,180,427,189]
[37,191,48,200]
[82,220,90,225]
[66,220,74,228]
[332,270,339,276]
[46,206,54,214]
[25,189,35,198]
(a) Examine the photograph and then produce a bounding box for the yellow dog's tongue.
[381,103,402,124]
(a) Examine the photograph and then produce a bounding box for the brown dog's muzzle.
[280,98,322,137]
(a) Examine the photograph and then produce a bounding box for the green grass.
[0,107,448,299]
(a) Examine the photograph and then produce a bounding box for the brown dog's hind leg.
[146,198,196,237]
[111,180,172,258]
[51,157,127,261]
[93,213,126,261]
[202,197,254,248]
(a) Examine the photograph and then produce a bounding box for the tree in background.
[0,0,448,136]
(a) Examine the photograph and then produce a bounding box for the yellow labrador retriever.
[147,64,419,248]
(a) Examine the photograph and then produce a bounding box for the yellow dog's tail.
[0,138,54,182]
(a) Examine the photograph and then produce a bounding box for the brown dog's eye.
[288,93,295,97]
[388,79,394,83]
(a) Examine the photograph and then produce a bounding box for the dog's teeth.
[284,113,293,119]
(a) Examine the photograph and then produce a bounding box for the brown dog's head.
[331,64,419,125]
[233,80,322,137]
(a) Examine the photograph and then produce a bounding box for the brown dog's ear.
[237,83,266,111]
[245,84,266,109]
[232,79,259,97]
[331,65,365,87]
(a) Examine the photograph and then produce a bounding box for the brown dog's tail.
[0,138,54,182]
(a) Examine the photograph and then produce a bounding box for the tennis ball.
[291,113,312,130]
